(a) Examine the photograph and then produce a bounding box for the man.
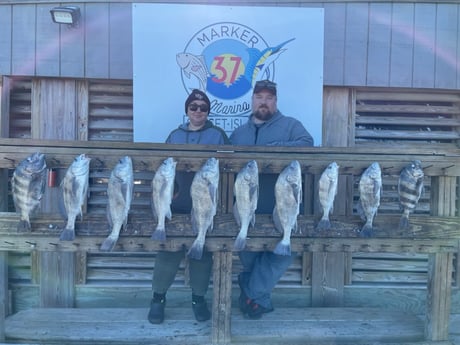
[148,89,229,324]
[230,79,313,319]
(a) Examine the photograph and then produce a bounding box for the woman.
[148,89,229,324]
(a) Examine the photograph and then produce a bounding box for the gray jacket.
[229,110,313,147]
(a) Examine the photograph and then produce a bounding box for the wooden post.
[212,251,232,345]
[425,252,453,341]
[311,252,345,307]
[426,175,456,340]
[39,251,75,307]
[0,251,8,341]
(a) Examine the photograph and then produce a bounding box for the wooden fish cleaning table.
[0,139,459,344]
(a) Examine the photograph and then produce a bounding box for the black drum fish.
[60,154,91,241]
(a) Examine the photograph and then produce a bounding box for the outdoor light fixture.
[50,6,81,27]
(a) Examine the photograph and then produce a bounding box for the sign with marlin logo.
[133,4,324,145]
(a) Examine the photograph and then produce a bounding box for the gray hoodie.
[229,110,313,147]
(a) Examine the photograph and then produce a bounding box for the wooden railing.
[0,139,459,344]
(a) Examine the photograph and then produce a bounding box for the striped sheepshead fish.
[358,162,382,237]
[12,152,47,232]
[398,160,424,230]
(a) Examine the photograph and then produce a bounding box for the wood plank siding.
[0,1,460,89]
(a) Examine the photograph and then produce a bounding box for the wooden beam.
[212,251,232,344]
[311,252,345,307]
[0,251,7,341]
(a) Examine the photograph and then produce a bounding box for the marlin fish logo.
[244,38,295,86]
[176,52,210,92]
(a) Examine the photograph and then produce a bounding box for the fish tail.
[100,236,118,252]
[59,228,76,241]
[273,241,291,256]
[315,218,331,231]
[360,224,374,238]
[233,234,247,251]
[187,240,204,260]
[399,215,410,230]
[151,228,166,242]
[17,220,31,232]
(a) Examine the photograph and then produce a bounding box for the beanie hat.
[185,89,211,114]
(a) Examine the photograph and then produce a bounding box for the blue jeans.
[238,251,294,309]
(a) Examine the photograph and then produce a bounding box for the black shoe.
[239,294,252,314]
[148,298,165,324]
[192,300,211,322]
[246,301,274,320]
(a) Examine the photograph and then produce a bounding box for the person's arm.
[267,119,314,147]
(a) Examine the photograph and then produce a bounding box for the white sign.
[133,4,324,145]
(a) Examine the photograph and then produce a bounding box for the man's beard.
[253,106,274,122]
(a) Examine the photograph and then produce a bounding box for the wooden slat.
[355,115,460,126]
[39,251,75,308]
[356,104,459,114]
[212,251,232,344]
[4,307,426,345]
[0,251,7,341]
[355,129,460,140]
[312,252,345,306]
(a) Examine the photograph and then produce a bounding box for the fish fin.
[233,202,241,226]
[166,207,172,220]
[100,237,117,252]
[291,184,301,204]
[233,235,247,251]
[191,210,198,235]
[273,241,291,256]
[59,228,75,241]
[399,216,410,230]
[249,185,258,200]
[187,240,203,260]
[315,219,331,231]
[360,225,374,238]
[151,228,166,242]
[272,207,283,234]
[17,220,31,233]
[250,213,256,228]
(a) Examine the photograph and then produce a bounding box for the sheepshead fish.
[100,156,134,252]
[233,160,259,251]
[187,157,219,260]
[273,160,302,256]
[12,152,47,232]
[316,162,339,231]
[151,157,177,241]
[358,162,382,237]
[398,160,424,230]
[176,52,209,91]
[59,154,91,241]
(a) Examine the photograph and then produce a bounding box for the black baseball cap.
[253,80,277,95]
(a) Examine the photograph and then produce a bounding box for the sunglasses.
[188,104,209,112]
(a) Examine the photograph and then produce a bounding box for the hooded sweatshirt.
[229,110,313,147]
[165,119,229,213]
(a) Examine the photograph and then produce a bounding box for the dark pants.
[152,249,213,297]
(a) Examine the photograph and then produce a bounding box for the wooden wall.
[0,1,460,89]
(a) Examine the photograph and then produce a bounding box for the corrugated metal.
[0,2,459,89]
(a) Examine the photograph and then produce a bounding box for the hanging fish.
[11,152,47,232]
[358,162,382,237]
[398,160,424,230]
[60,154,91,241]
[233,160,259,251]
[187,158,219,260]
[100,156,134,252]
[151,157,177,241]
[273,160,302,256]
[316,162,339,231]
